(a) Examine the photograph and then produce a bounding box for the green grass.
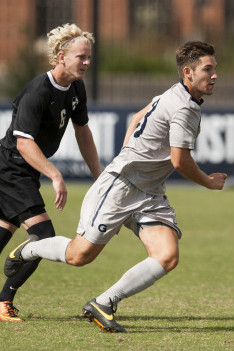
[0,182,233,351]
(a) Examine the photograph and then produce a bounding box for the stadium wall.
[0,104,233,182]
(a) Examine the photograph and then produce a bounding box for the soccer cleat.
[0,301,23,322]
[4,234,39,278]
[82,298,126,333]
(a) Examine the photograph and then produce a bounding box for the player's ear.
[57,51,65,64]
[183,66,193,79]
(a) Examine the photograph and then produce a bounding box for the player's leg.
[66,234,106,266]
[0,220,17,254]
[3,224,104,271]
[95,224,178,305]
[140,223,179,271]
[17,233,105,266]
[0,146,58,321]
[0,220,21,322]
[0,210,56,322]
[83,223,178,332]
[5,171,122,269]
[83,190,181,332]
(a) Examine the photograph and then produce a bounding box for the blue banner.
[0,104,233,180]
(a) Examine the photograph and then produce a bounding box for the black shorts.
[0,144,45,226]
[0,205,46,228]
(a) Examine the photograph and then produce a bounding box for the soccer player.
[0,23,101,322]
[4,41,227,331]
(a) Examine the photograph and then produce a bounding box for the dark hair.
[176,41,215,78]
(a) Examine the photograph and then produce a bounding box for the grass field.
[0,182,233,351]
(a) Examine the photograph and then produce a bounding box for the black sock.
[0,259,41,302]
[0,220,55,302]
[0,227,12,254]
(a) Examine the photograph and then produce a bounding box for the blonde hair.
[47,23,95,66]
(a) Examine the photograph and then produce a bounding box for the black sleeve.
[13,93,47,139]
[71,80,89,126]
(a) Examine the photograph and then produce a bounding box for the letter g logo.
[98,224,107,232]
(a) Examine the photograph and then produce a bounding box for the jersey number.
[59,109,67,129]
[134,100,159,138]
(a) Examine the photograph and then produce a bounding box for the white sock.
[21,236,71,263]
[96,257,166,307]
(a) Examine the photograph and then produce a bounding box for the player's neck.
[50,67,71,87]
[182,79,203,103]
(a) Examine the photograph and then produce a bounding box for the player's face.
[63,40,92,82]
[185,55,218,101]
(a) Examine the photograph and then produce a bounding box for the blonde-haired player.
[0,23,101,322]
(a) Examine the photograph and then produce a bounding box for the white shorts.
[77,172,182,244]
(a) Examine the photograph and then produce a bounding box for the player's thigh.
[0,219,17,233]
[78,172,129,245]
[21,209,50,230]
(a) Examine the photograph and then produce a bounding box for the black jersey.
[0,71,88,158]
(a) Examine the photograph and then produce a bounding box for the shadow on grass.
[118,315,234,333]
[117,315,234,322]
[26,314,234,333]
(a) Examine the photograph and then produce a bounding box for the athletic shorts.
[77,171,182,245]
[0,144,45,226]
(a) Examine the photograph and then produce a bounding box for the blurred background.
[0,0,233,106]
[0,0,233,181]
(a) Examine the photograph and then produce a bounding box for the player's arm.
[16,136,67,210]
[123,102,152,146]
[73,123,102,180]
[170,147,227,190]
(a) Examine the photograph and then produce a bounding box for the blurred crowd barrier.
[0,104,233,182]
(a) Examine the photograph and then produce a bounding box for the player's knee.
[65,244,95,267]
[27,220,55,239]
[66,253,94,267]
[166,254,179,272]
[158,250,179,272]
[65,236,104,267]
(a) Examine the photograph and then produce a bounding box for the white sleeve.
[169,108,200,150]
[13,131,34,140]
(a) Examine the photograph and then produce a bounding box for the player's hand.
[52,175,67,210]
[207,173,227,190]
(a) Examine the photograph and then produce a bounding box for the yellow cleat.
[4,234,39,278]
[83,298,126,333]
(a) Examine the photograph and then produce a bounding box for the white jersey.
[105,81,202,195]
